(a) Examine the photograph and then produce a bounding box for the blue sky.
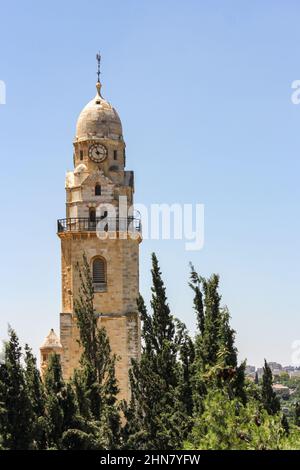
[0,0,300,367]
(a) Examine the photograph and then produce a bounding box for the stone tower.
[40,70,142,402]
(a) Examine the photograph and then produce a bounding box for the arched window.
[95,184,101,196]
[92,258,106,288]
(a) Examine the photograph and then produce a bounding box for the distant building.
[272,368,285,377]
[256,363,298,379]
[272,384,290,399]
[268,362,282,371]
[289,370,300,378]
[283,366,295,372]
[245,365,256,376]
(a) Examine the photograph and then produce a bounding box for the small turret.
[40,328,63,377]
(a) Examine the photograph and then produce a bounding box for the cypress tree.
[24,345,45,417]
[44,353,78,448]
[189,263,204,334]
[190,267,247,413]
[200,274,222,367]
[123,253,188,449]
[62,382,79,430]
[0,367,7,450]
[218,307,237,370]
[176,319,195,416]
[294,401,300,427]
[261,359,280,415]
[191,272,223,407]
[74,254,121,449]
[0,328,34,449]
[281,413,289,435]
[44,353,65,448]
[218,308,246,402]
[150,253,177,385]
[61,428,99,450]
[72,368,90,419]
[45,352,64,394]
[24,345,48,449]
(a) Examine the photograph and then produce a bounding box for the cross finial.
[96,52,101,83]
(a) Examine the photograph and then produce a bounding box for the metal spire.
[96,52,101,83]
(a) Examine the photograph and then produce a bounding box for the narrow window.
[113,150,118,160]
[93,258,106,285]
[89,208,96,222]
[95,184,101,196]
[80,150,84,161]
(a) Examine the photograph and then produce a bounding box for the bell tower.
[40,56,141,401]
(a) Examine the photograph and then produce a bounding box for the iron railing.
[57,217,142,234]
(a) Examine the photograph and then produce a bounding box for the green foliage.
[197,274,222,368]
[189,263,204,334]
[261,359,281,415]
[176,319,195,416]
[1,254,299,451]
[190,267,246,413]
[281,413,289,435]
[73,254,121,449]
[24,345,48,449]
[24,345,45,417]
[0,328,34,449]
[186,266,293,450]
[281,426,300,449]
[44,353,79,448]
[123,253,190,449]
[294,401,300,427]
[61,428,99,450]
[185,390,289,450]
[0,254,122,451]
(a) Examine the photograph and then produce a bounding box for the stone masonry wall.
[59,232,141,401]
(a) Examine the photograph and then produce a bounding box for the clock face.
[88,144,107,163]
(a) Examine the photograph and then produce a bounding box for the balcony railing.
[57,217,142,234]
